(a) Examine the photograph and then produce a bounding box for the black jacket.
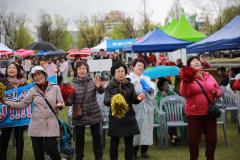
[104,78,141,137]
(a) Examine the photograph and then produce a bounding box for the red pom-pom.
[179,66,197,83]
[201,61,211,69]
[59,83,75,102]
[232,79,240,91]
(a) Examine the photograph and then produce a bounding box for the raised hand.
[95,75,102,88]
[137,93,144,101]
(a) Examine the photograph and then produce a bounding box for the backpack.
[59,120,74,157]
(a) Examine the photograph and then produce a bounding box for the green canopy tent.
[168,15,207,42]
[164,18,177,33]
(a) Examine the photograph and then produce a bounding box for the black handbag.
[196,80,221,118]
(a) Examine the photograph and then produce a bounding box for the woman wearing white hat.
[0,65,64,160]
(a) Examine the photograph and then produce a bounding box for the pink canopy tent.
[68,48,91,57]
[0,50,13,56]
[14,49,35,57]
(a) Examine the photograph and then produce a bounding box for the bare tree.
[36,12,69,49]
[76,15,106,48]
[37,12,52,42]
[188,0,239,30]
[0,7,32,49]
[168,0,185,21]
[12,15,33,49]
[138,0,153,36]
[51,15,68,47]
[110,16,136,39]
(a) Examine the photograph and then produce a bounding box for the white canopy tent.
[0,43,13,52]
[91,41,107,52]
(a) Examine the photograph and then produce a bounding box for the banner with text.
[0,75,57,128]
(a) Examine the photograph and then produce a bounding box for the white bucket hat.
[29,65,48,79]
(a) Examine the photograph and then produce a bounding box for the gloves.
[140,79,151,94]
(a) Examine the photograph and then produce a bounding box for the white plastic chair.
[157,95,228,147]
[156,95,187,147]
[222,92,238,122]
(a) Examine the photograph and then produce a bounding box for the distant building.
[104,10,125,31]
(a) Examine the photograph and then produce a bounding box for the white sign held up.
[88,59,112,72]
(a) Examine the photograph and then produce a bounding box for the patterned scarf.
[112,78,129,96]
[7,77,23,88]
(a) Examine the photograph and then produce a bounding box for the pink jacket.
[180,71,221,116]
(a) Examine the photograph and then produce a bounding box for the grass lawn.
[6,109,240,160]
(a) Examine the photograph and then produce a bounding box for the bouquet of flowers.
[59,83,75,103]
[232,79,240,91]
[0,82,7,99]
[111,93,129,119]
[179,66,197,83]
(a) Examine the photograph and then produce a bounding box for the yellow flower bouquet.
[0,82,6,99]
[111,93,129,119]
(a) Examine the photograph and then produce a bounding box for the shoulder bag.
[72,81,89,119]
[196,80,221,118]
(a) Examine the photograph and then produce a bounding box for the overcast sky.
[0,0,199,30]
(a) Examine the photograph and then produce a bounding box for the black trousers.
[31,137,61,160]
[133,145,148,156]
[75,123,103,160]
[169,127,178,138]
[0,126,24,160]
[110,135,134,160]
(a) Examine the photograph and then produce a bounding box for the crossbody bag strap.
[195,79,213,104]
[76,81,89,106]
[38,91,60,122]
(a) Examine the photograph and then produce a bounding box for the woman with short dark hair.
[180,56,222,160]
[66,61,104,160]
[128,58,156,159]
[104,62,144,160]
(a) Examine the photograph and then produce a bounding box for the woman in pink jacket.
[180,56,221,160]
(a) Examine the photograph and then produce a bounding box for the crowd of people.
[0,49,240,160]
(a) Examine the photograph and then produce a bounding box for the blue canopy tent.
[187,15,240,53]
[91,38,136,52]
[132,28,192,52]
[122,32,153,53]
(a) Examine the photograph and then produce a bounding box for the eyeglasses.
[115,70,125,73]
